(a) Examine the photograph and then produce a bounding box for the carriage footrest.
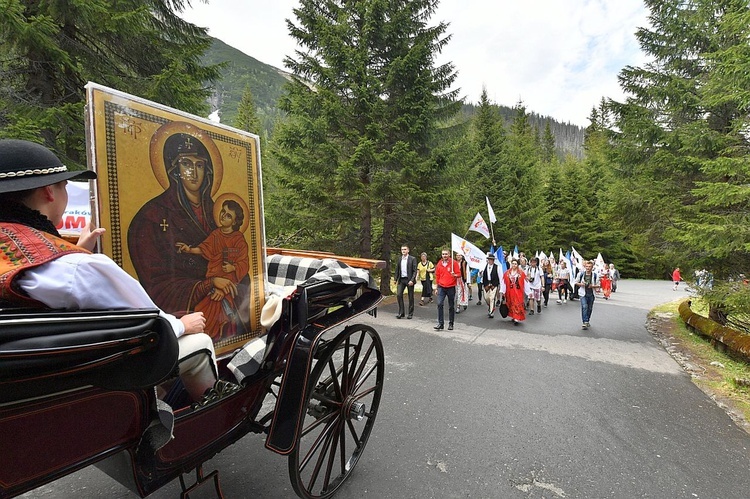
[227,337,267,384]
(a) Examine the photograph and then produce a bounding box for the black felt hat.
[0,139,96,194]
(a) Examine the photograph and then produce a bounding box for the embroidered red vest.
[0,223,89,306]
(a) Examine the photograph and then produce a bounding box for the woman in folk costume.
[599,263,612,300]
[499,258,532,325]
[454,252,469,313]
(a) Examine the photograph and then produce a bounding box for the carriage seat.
[0,307,178,404]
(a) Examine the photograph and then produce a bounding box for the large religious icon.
[85,82,265,356]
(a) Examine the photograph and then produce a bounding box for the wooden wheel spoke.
[327,357,344,400]
[352,360,378,393]
[338,420,348,474]
[300,409,337,439]
[346,331,366,385]
[300,414,339,473]
[350,341,375,388]
[322,419,344,490]
[304,417,338,491]
[350,384,377,404]
[342,336,350,395]
[345,415,364,445]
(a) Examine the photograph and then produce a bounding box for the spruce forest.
[1,0,749,309]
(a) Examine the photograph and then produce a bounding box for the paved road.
[23,280,750,498]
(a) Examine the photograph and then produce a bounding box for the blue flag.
[495,245,507,274]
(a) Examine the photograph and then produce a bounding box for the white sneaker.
[556,299,562,304]
[563,299,567,303]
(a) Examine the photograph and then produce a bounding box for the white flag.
[468,212,491,239]
[486,197,497,224]
[571,246,585,273]
[451,233,487,270]
[595,253,606,272]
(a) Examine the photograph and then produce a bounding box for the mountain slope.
[202,38,290,130]
[204,37,585,155]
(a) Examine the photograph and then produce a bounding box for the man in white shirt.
[0,139,218,402]
[393,245,418,319]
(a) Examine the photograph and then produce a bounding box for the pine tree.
[272,0,459,292]
[541,121,555,164]
[505,102,548,250]
[468,88,507,245]
[0,0,220,166]
[235,85,263,136]
[607,0,750,277]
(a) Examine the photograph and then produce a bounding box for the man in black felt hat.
[0,139,222,403]
[482,252,500,318]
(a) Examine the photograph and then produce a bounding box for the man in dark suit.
[394,244,418,319]
[482,252,501,318]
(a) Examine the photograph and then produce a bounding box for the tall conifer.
[273,0,458,292]
[608,0,750,277]
[0,0,220,165]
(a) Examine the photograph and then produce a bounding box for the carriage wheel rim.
[288,324,384,499]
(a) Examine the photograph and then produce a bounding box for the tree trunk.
[360,198,372,258]
[380,205,394,295]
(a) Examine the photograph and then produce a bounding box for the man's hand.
[77,222,106,251]
[180,312,206,334]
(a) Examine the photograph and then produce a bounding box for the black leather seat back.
[0,308,179,403]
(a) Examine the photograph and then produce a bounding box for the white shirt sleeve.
[15,253,185,337]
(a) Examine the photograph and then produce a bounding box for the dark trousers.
[558,280,570,300]
[542,284,550,306]
[581,293,595,323]
[397,277,415,316]
[436,285,456,326]
[421,279,433,298]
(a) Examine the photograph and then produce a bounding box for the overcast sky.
[180,0,649,127]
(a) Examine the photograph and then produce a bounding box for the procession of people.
[393,241,622,331]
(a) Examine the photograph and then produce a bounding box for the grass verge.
[649,298,750,433]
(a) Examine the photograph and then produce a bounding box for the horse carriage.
[0,85,386,499]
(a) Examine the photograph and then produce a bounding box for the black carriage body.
[0,273,382,499]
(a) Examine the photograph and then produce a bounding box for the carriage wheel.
[288,324,384,499]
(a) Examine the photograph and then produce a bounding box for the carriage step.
[179,464,224,499]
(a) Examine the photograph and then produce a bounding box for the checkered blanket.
[229,255,378,383]
[266,254,377,290]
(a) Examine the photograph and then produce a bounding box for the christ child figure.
[176,199,249,339]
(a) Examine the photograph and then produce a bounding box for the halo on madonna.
[149,121,223,197]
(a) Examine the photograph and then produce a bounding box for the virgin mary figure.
[128,122,247,336]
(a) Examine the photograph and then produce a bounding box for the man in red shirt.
[434,249,460,330]
[672,267,681,291]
